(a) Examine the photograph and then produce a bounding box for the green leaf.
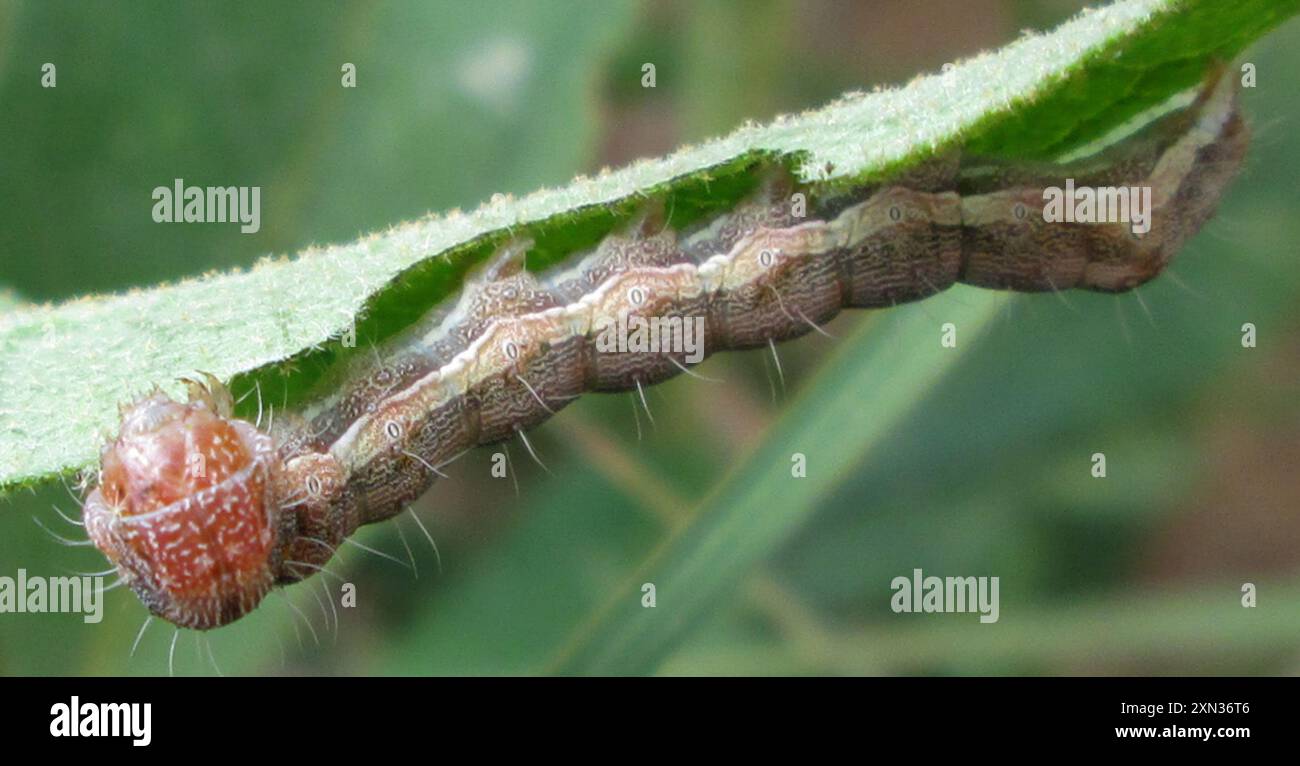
[0,0,1294,494]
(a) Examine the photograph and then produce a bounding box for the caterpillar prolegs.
[84,69,1249,630]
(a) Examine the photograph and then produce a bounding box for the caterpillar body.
[84,70,1249,630]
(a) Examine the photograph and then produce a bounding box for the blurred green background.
[1,0,1298,675]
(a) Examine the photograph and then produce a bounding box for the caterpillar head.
[83,375,279,630]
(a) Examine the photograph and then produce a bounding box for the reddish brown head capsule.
[84,377,278,629]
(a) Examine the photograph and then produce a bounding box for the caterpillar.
[83,68,1248,631]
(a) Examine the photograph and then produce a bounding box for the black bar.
[4,676,1284,751]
